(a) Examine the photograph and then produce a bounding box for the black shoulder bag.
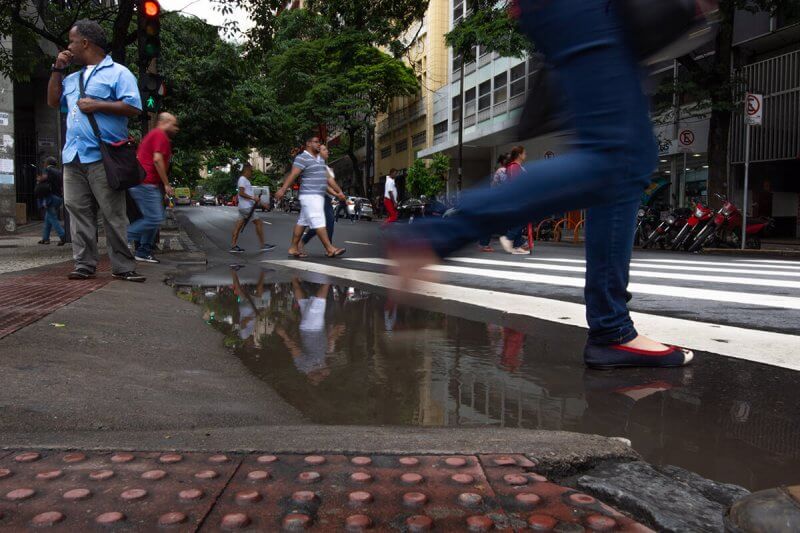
[79,70,145,191]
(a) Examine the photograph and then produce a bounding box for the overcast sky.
[160,0,255,40]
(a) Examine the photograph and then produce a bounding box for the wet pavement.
[171,265,800,493]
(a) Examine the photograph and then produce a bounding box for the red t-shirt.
[137,128,172,186]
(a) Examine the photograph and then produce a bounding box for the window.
[433,121,448,136]
[510,63,526,98]
[452,95,462,122]
[464,87,476,117]
[380,146,392,159]
[395,139,408,153]
[453,0,464,23]
[478,81,491,111]
[493,72,507,104]
[412,131,427,147]
[452,53,462,75]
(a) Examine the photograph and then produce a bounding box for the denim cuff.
[587,324,638,346]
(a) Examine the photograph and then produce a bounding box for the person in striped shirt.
[275,134,346,258]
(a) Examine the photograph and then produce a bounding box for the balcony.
[376,97,427,135]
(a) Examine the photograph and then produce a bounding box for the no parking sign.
[745,93,763,126]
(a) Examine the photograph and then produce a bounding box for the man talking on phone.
[47,19,144,282]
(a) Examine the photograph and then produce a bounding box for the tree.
[407,153,450,198]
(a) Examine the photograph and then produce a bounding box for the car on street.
[252,186,271,211]
[173,187,193,206]
[333,196,374,221]
[200,193,217,206]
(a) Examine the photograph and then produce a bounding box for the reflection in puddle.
[174,267,800,491]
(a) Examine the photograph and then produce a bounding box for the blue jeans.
[407,0,656,345]
[43,195,65,240]
[302,197,335,245]
[506,226,526,248]
[127,184,165,257]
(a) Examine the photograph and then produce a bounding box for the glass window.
[433,121,448,136]
[510,63,526,98]
[464,87,476,116]
[478,81,491,111]
[380,146,391,159]
[412,131,427,147]
[493,72,507,104]
[452,53,462,74]
[395,139,408,153]
[453,0,463,23]
[451,95,461,122]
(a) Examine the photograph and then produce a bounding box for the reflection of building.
[373,0,451,200]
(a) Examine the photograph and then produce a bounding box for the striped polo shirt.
[292,150,328,196]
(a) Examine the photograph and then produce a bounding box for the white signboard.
[677,129,696,153]
[1,135,12,149]
[745,93,763,126]
[0,158,13,173]
[0,112,8,126]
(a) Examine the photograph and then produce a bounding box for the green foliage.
[445,0,531,61]
[251,170,276,188]
[407,154,449,198]
[201,170,237,196]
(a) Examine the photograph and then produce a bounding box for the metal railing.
[376,97,427,135]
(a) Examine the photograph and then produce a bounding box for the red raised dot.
[515,493,542,507]
[585,514,617,531]
[458,492,483,507]
[120,488,147,501]
[194,470,219,480]
[400,473,423,485]
[159,512,188,526]
[257,455,278,464]
[95,511,126,525]
[14,452,41,463]
[406,515,433,532]
[179,488,204,501]
[493,456,517,466]
[349,491,373,504]
[569,493,596,505]
[503,474,528,486]
[304,455,326,465]
[451,474,475,485]
[527,514,558,531]
[351,456,372,466]
[6,488,35,501]
[283,512,312,530]
[403,492,428,507]
[445,457,467,467]
[31,511,65,526]
[63,452,86,463]
[466,515,494,532]
[297,471,321,483]
[110,453,134,463]
[247,470,271,481]
[89,470,115,481]
[399,457,420,466]
[63,488,92,501]
[36,470,63,481]
[221,512,250,529]
[345,514,373,531]
[209,454,230,463]
[0,468,11,479]
[141,470,167,480]
[235,490,262,504]
[159,453,183,464]
[351,472,373,483]
[292,490,317,503]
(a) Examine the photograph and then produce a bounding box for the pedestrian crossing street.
[346,256,800,311]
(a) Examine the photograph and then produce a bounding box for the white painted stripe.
[346,257,800,310]
[733,259,800,267]
[629,262,800,277]
[635,258,800,270]
[449,257,800,288]
[265,260,800,372]
[344,241,373,246]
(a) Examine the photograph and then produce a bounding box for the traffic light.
[138,0,161,61]
[139,73,166,114]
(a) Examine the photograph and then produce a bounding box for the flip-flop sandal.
[327,248,346,258]
[288,252,308,258]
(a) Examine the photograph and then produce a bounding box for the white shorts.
[297,195,326,229]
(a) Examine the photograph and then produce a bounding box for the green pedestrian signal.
[139,73,165,115]
[146,96,156,111]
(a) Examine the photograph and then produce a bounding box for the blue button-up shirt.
[60,55,142,164]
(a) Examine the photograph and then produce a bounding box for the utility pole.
[457,57,465,193]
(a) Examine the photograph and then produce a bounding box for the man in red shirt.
[127,112,178,263]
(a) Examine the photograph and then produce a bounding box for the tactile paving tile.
[201,454,512,531]
[479,454,654,532]
[0,450,239,531]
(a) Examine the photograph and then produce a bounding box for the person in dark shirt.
[37,157,66,245]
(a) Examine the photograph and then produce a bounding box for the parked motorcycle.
[670,199,714,251]
[641,207,691,249]
[687,194,773,252]
[634,206,661,247]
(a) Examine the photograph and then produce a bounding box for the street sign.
[544,150,555,159]
[678,129,695,153]
[745,93,763,126]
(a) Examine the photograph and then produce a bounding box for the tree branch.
[10,10,66,48]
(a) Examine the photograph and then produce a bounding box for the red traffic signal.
[138,0,161,61]
[143,0,160,17]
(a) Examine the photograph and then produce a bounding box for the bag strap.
[78,69,103,144]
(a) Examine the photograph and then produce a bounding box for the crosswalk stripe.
[635,258,800,270]
[733,259,800,267]
[346,258,800,310]
[447,257,800,288]
[265,259,800,372]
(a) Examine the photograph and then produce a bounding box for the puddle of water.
[173,266,800,492]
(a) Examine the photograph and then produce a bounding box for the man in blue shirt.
[47,19,145,282]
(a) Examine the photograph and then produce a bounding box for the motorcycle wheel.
[641,228,662,249]
[687,224,716,253]
[671,226,690,250]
